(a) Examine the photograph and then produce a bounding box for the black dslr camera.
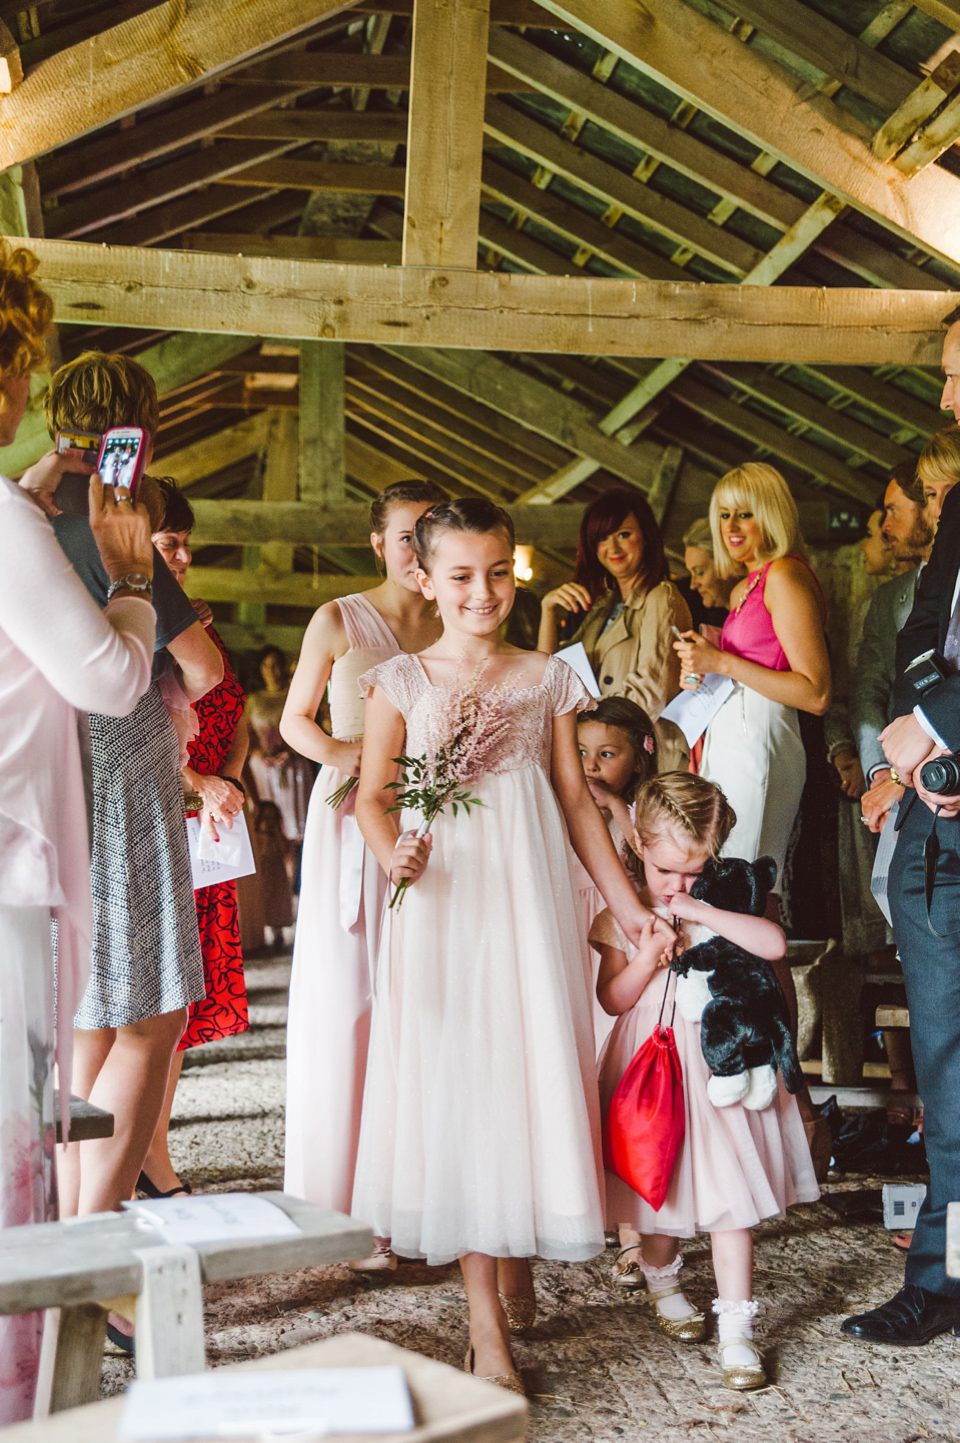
[906,649,960,795]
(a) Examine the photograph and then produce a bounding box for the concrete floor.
[101,952,960,1442]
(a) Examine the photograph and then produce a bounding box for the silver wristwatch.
[106,572,153,602]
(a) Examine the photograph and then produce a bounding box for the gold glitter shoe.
[718,1338,766,1391]
[464,1346,525,1396]
[645,1285,708,1342]
[499,1289,536,1334]
[612,1243,645,1289]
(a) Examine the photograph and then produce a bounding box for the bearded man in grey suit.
[854,462,933,835]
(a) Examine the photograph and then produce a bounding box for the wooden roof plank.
[721,0,916,112]
[480,156,690,281]
[484,97,762,276]
[182,234,401,263]
[670,374,880,503]
[215,110,408,144]
[532,0,960,271]
[20,237,951,363]
[402,0,489,267]
[701,361,913,470]
[212,159,406,195]
[38,85,303,200]
[487,27,806,233]
[44,138,299,239]
[90,184,279,249]
[0,0,362,169]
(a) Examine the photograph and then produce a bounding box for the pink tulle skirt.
[598,972,819,1236]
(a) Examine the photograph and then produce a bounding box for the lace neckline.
[409,651,553,698]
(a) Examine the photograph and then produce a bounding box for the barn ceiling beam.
[531,0,960,272]
[0,0,363,169]
[19,238,951,363]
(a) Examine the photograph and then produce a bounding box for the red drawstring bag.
[603,975,685,1210]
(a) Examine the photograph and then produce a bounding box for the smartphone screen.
[97,428,147,497]
[53,429,103,516]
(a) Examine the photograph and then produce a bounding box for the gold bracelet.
[889,768,901,785]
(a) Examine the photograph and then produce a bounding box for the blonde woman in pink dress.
[355,499,669,1395]
[593,773,819,1394]
[281,481,446,1265]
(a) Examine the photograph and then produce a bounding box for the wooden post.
[261,409,300,573]
[133,1246,206,1380]
[33,1305,108,1416]
[403,0,491,267]
[299,342,346,504]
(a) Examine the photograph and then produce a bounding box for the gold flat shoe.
[499,1289,536,1334]
[612,1242,645,1290]
[718,1338,766,1391]
[646,1286,708,1342]
[464,1346,525,1396]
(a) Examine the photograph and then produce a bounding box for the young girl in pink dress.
[575,696,657,1053]
[355,498,666,1395]
[592,772,819,1392]
[281,481,446,1265]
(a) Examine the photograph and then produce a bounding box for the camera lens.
[919,756,960,795]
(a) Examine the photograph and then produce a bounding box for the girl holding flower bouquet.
[280,481,446,1254]
[355,498,670,1394]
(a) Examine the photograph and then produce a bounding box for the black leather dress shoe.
[841,1284,960,1346]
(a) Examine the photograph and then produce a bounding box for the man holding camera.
[842,308,960,1345]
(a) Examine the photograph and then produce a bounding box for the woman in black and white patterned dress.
[27,353,224,1227]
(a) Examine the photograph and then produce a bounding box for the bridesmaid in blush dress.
[281,481,446,1264]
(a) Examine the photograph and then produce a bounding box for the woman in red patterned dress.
[140,478,249,1196]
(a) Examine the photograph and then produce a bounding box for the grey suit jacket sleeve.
[852,585,895,779]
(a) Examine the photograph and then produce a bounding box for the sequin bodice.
[359,652,594,777]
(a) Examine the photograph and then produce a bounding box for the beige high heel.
[498,1288,536,1333]
[349,1238,398,1272]
[464,1346,525,1396]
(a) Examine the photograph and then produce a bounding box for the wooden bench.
[0,1193,371,1416]
[876,1004,910,1029]
[3,1332,527,1443]
[53,1094,114,1144]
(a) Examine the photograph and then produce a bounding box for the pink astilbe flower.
[387,659,512,908]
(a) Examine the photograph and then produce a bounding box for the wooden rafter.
[403,0,490,268]
[712,0,916,112]
[483,99,763,277]
[187,498,584,547]
[0,0,363,169]
[531,0,960,271]
[19,239,952,362]
[37,84,302,200]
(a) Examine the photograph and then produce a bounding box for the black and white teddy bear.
[669,855,803,1111]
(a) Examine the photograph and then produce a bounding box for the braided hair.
[627,772,736,887]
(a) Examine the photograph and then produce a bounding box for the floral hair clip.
[643,735,655,754]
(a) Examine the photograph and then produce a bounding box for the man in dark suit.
[842,307,960,1345]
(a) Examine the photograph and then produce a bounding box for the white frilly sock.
[639,1254,697,1321]
[713,1298,760,1367]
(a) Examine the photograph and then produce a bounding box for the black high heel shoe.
[136,1171,192,1200]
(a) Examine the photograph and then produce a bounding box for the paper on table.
[660,673,735,747]
[121,1193,302,1248]
[556,641,602,699]
[187,811,256,891]
[119,1367,415,1440]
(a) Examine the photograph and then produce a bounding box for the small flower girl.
[355,498,668,1394]
[592,772,819,1391]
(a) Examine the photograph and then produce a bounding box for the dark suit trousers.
[889,794,960,1298]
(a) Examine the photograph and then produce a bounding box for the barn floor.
[99,951,960,1443]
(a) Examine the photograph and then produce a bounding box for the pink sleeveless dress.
[283,593,401,1214]
[352,653,605,1265]
[699,559,810,887]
